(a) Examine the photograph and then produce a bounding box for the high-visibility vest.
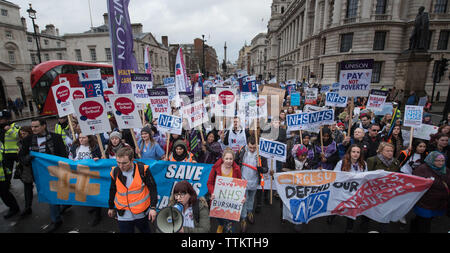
[54,123,69,145]
[110,163,151,214]
[0,142,9,182]
[3,123,19,154]
[169,152,195,162]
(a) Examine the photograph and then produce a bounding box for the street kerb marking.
[48,161,101,202]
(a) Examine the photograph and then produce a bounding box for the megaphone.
[155,203,184,233]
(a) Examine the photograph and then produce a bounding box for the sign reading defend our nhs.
[338,59,373,97]
[259,138,287,162]
[286,109,335,131]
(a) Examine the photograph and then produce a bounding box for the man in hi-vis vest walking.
[108,146,158,233]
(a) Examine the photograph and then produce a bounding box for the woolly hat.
[292,144,308,157]
[109,131,122,140]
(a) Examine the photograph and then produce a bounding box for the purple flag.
[107,0,138,94]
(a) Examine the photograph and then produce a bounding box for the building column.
[323,0,330,30]
[332,0,342,27]
[313,0,321,35]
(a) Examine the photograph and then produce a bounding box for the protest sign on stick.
[209,176,247,221]
[404,105,424,149]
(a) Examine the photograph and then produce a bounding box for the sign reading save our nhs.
[286,109,335,131]
[338,59,373,97]
[259,138,287,162]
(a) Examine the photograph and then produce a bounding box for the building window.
[375,0,387,14]
[340,33,353,52]
[320,63,325,79]
[428,30,434,50]
[437,30,449,50]
[44,39,49,45]
[8,51,15,64]
[89,48,97,61]
[44,53,50,61]
[57,53,62,60]
[434,0,448,13]
[57,41,61,48]
[105,48,112,61]
[346,0,358,18]
[30,53,36,65]
[1,9,8,16]
[373,31,387,50]
[75,49,82,61]
[6,30,13,39]
[27,36,33,43]
[371,62,382,83]
[322,38,326,55]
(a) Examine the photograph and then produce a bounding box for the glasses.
[174,192,187,198]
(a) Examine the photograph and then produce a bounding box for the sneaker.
[399,217,407,224]
[3,208,19,219]
[240,220,247,233]
[42,221,63,233]
[247,212,255,224]
[216,225,223,233]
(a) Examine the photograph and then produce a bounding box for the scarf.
[424,151,447,175]
[377,153,394,167]
[110,142,124,156]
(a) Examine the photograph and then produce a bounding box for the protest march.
[1,0,449,237]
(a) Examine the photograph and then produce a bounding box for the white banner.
[274,170,433,224]
[109,94,143,130]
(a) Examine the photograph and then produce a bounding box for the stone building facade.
[261,0,450,101]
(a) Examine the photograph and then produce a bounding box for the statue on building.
[408,6,430,51]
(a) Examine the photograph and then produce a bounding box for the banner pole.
[409,127,414,150]
[348,97,354,136]
[299,130,303,145]
[165,133,170,160]
[130,130,141,158]
[67,114,76,141]
[96,134,105,158]
[270,158,273,205]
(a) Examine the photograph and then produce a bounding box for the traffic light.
[439,58,448,78]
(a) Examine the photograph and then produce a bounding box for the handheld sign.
[258,138,287,163]
[305,88,318,105]
[290,92,301,106]
[325,92,347,108]
[286,109,335,131]
[157,113,182,135]
[131,73,152,104]
[109,94,143,130]
[209,176,247,222]
[73,97,111,135]
[52,81,74,117]
[215,87,237,117]
[147,88,171,119]
[78,69,104,98]
[338,59,373,97]
[404,105,423,128]
[366,89,388,112]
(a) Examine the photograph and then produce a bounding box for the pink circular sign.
[55,86,70,103]
[114,97,135,115]
[73,90,85,99]
[219,90,235,105]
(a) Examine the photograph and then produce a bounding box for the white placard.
[52,80,74,117]
[73,97,111,135]
[157,113,182,135]
[404,105,423,128]
[109,94,143,130]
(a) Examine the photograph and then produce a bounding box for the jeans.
[241,190,257,219]
[118,217,151,233]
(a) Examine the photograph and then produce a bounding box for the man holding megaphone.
[108,146,158,233]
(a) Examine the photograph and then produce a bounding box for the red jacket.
[207,158,242,194]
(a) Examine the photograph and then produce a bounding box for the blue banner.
[31,152,212,210]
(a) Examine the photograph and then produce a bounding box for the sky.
[13,0,272,64]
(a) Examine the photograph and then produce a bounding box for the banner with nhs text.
[31,152,212,210]
[274,170,433,224]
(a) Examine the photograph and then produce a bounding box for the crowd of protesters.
[0,81,449,234]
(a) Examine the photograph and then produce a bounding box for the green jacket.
[367,155,400,172]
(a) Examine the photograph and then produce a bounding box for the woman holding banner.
[69,132,103,226]
[136,126,165,160]
[207,148,242,233]
[410,151,450,233]
[168,180,211,233]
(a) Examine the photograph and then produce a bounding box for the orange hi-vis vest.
[110,163,151,214]
[169,152,195,162]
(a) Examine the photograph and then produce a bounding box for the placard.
[147,88,171,119]
[109,94,143,130]
[215,87,237,117]
[258,138,287,162]
[291,92,301,106]
[157,113,182,135]
[305,88,318,105]
[338,59,373,97]
[366,90,388,112]
[131,73,152,104]
[181,100,208,129]
[286,109,335,131]
[413,124,438,140]
[71,88,86,100]
[325,92,347,108]
[78,69,104,98]
[73,97,111,135]
[209,176,247,222]
[52,80,74,117]
[404,105,423,128]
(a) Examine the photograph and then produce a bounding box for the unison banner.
[31,152,212,210]
[107,0,138,94]
[274,170,433,224]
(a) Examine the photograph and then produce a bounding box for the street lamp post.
[202,35,206,76]
[27,4,41,64]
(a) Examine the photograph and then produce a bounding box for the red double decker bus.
[30,60,114,115]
